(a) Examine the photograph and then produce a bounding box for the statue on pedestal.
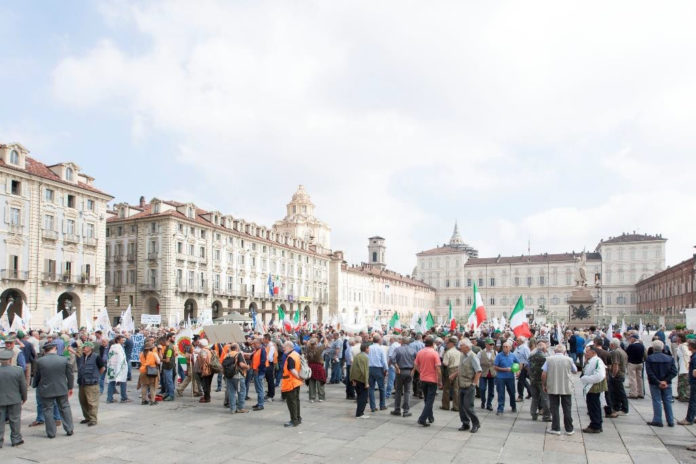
[576,251,588,288]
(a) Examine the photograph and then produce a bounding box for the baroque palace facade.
[414,225,667,321]
[0,143,112,328]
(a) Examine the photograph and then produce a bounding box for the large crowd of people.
[1,320,696,453]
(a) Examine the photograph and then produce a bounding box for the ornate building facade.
[415,224,666,321]
[0,142,112,327]
[273,185,331,253]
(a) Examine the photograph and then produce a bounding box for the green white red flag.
[510,296,532,338]
[467,283,487,330]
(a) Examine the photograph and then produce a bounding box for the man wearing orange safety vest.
[250,339,267,411]
[263,334,277,402]
[280,341,302,427]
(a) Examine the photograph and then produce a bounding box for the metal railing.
[0,269,28,280]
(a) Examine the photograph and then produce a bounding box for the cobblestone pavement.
[2,376,695,463]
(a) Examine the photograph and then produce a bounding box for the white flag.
[0,300,13,332]
[620,318,627,336]
[96,308,112,332]
[9,314,23,333]
[46,311,63,332]
[607,322,613,338]
[62,312,78,333]
[638,319,644,338]
[22,300,31,329]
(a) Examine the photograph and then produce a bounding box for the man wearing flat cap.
[0,349,27,447]
[441,336,461,412]
[33,342,75,438]
[76,341,105,426]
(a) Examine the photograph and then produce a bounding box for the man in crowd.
[106,335,130,404]
[367,334,388,413]
[678,339,696,427]
[494,341,519,415]
[625,334,646,399]
[350,342,370,419]
[514,336,531,401]
[478,338,497,411]
[76,341,104,426]
[280,341,302,427]
[580,347,606,434]
[251,338,267,411]
[542,344,576,435]
[0,349,26,447]
[441,336,461,412]
[451,339,481,433]
[329,333,343,384]
[33,342,74,438]
[161,333,177,402]
[263,334,277,402]
[528,340,550,422]
[390,337,416,418]
[645,339,677,427]
[386,336,400,400]
[414,335,441,427]
[607,338,629,417]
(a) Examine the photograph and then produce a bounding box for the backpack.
[299,354,312,380]
[222,353,240,379]
[209,349,222,374]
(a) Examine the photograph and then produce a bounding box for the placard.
[141,314,162,325]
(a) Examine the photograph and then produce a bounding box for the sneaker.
[678,420,694,426]
[357,415,370,419]
[121,399,132,403]
[607,412,618,418]
[236,409,249,413]
[565,430,575,436]
[582,427,601,433]
[252,405,264,411]
[390,410,402,416]
[402,412,412,417]
[546,429,561,435]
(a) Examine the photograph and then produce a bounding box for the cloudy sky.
[2,1,695,274]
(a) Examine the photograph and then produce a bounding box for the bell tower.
[368,236,386,270]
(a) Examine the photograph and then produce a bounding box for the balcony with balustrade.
[0,269,29,281]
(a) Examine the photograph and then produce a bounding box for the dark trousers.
[458,385,479,427]
[0,403,22,446]
[686,383,696,423]
[355,381,368,417]
[516,367,531,398]
[265,364,275,399]
[549,394,573,432]
[345,365,355,398]
[285,386,301,425]
[413,370,422,397]
[495,377,516,412]
[586,392,602,431]
[394,370,412,413]
[479,376,494,408]
[529,381,550,419]
[418,381,437,424]
[201,374,213,401]
[609,375,628,413]
[41,395,73,438]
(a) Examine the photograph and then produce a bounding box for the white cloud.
[51,0,696,272]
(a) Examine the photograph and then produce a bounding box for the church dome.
[291,185,312,204]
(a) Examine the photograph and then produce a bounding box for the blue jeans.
[162,368,175,399]
[386,366,396,398]
[253,371,265,407]
[217,373,223,391]
[649,383,674,425]
[368,367,386,410]
[106,381,128,402]
[275,363,283,387]
[330,361,342,383]
[686,384,696,423]
[245,369,253,395]
[479,376,495,407]
[99,371,106,394]
[226,377,246,411]
[418,381,437,424]
[495,377,516,412]
[36,389,61,422]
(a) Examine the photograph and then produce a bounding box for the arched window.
[65,167,74,181]
[9,150,19,164]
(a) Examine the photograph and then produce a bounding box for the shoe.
[617,411,628,416]
[428,417,434,424]
[380,406,388,411]
[88,422,97,427]
[525,395,532,399]
[236,409,249,413]
[516,397,524,402]
[245,396,250,400]
[371,408,377,413]
[215,389,222,392]
[480,403,485,409]
[687,444,696,451]
[439,406,450,410]
[56,420,62,427]
[582,427,601,433]
[176,390,183,397]
[309,400,315,403]
[487,406,493,411]
[451,408,459,412]
[106,400,115,404]
[546,429,561,435]
[458,424,470,431]
[646,421,663,427]
[678,420,694,426]
[418,420,430,427]
[402,412,412,417]
[470,425,479,433]
[163,397,174,402]
[357,415,370,419]
[565,430,575,436]
[150,401,159,406]
[80,419,89,424]
[141,401,149,405]
[668,423,674,427]
[318,399,324,402]
[542,417,552,422]
[511,409,517,413]
[29,421,44,427]
[607,412,619,418]
[252,405,264,411]
[121,399,132,403]
[496,411,502,416]
[531,415,538,421]
[283,421,297,427]
[66,431,73,436]
[11,440,23,447]
[390,410,401,416]
[638,396,645,399]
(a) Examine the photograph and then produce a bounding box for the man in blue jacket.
[645,340,678,427]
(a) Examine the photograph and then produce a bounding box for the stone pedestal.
[567,288,596,328]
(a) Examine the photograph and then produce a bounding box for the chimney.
[139,196,146,208]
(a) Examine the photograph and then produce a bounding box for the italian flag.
[293,309,301,329]
[389,312,401,330]
[510,296,532,338]
[278,306,292,332]
[448,302,457,333]
[468,282,487,329]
